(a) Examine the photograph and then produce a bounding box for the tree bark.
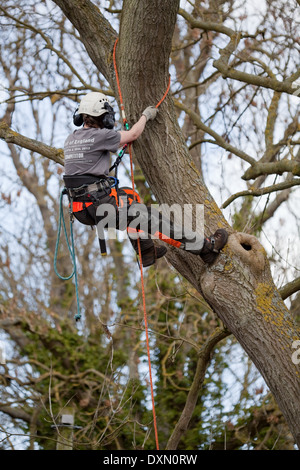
[46,0,300,448]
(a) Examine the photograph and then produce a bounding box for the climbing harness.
[64,174,118,256]
[113,37,170,450]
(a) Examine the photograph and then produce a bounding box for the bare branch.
[166,326,230,450]
[0,405,33,424]
[178,8,235,37]
[174,99,256,166]
[0,121,64,166]
[222,178,300,208]
[279,277,300,301]
[242,160,300,180]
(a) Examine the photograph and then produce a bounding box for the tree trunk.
[52,0,300,447]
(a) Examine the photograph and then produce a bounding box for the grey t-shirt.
[64,127,121,176]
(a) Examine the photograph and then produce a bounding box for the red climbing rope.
[113,37,170,451]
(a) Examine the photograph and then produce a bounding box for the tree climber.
[63,92,228,267]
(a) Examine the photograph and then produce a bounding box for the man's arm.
[119,115,147,146]
[119,106,158,146]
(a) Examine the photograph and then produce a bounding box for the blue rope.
[54,190,81,322]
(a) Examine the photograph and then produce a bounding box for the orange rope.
[112,37,170,451]
[113,38,127,127]
[156,74,171,109]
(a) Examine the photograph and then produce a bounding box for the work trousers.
[72,186,204,256]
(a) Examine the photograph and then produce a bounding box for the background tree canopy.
[0,0,299,450]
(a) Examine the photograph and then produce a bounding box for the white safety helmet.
[73,92,115,128]
[77,92,111,117]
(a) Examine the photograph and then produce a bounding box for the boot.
[129,237,167,267]
[198,229,228,263]
[141,245,168,268]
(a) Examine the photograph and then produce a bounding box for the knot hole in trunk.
[227,232,267,275]
[241,242,252,251]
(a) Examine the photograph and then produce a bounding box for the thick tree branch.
[0,405,33,424]
[242,160,300,180]
[279,277,300,301]
[166,326,230,449]
[0,121,64,166]
[264,92,281,153]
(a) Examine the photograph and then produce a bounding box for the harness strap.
[65,177,117,200]
[72,201,93,212]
